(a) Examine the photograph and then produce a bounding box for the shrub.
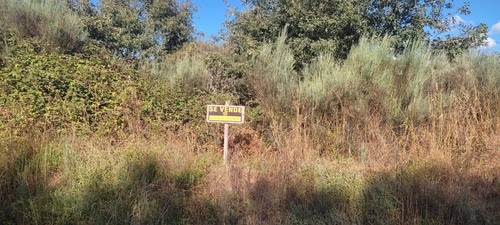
[0,40,136,134]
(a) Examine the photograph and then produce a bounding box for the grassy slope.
[1,8,499,223]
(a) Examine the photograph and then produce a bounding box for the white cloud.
[491,22,500,34]
[446,15,466,29]
[453,15,466,25]
[479,37,497,49]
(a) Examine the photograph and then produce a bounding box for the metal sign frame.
[206,104,245,124]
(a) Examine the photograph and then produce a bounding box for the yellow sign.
[206,105,245,124]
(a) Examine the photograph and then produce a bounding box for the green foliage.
[66,0,93,16]
[433,23,489,59]
[138,85,214,131]
[142,43,212,94]
[206,52,253,104]
[0,0,87,53]
[0,3,499,223]
[0,39,229,135]
[139,41,252,107]
[228,0,488,65]
[86,0,150,57]
[86,0,195,58]
[138,43,237,132]
[229,0,367,68]
[0,41,137,134]
[362,0,490,59]
[364,0,487,53]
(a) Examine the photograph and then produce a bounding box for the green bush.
[0,41,136,134]
[141,43,212,95]
[0,40,235,136]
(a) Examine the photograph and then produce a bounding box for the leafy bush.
[0,40,137,134]
[0,40,236,136]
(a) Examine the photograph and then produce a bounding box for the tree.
[66,0,93,16]
[228,0,488,66]
[228,0,367,69]
[86,0,194,58]
[432,23,488,59]
[363,0,488,55]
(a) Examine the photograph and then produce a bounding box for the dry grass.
[1,106,498,224]
[1,37,499,224]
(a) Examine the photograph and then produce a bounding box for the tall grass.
[300,36,451,125]
[249,33,298,119]
[142,43,212,94]
[0,0,86,52]
[1,35,499,224]
[246,35,498,157]
[0,131,223,224]
[1,129,497,224]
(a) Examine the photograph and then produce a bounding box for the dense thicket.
[1,0,499,224]
[228,0,367,68]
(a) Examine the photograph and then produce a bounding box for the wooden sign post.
[206,102,245,164]
[223,117,229,163]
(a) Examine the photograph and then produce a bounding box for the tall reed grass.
[1,35,499,224]
[142,43,212,94]
[249,33,298,119]
[247,35,499,156]
[0,0,86,52]
[1,128,497,224]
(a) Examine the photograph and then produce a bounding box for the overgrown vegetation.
[1,0,499,224]
[0,0,87,53]
[228,0,489,67]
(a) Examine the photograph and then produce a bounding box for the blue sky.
[193,0,500,51]
[192,0,243,40]
[453,0,500,52]
[90,0,499,51]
